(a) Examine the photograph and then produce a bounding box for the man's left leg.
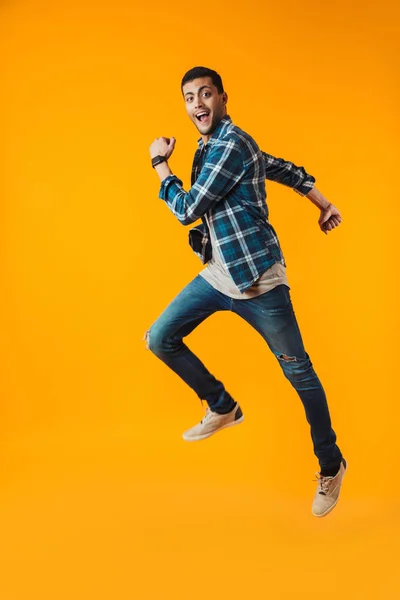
[231,283,347,516]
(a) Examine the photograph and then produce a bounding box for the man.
[146,66,347,518]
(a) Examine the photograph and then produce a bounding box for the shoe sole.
[312,462,348,518]
[182,415,244,442]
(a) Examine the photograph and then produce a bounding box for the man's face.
[182,76,227,137]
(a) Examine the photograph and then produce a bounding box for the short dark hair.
[181,66,224,95]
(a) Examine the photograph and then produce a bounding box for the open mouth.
[196,111,210,124]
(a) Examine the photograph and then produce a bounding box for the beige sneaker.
[182,402,244,442]
[312,459,347,517]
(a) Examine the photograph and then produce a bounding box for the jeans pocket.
[264,284,292,314]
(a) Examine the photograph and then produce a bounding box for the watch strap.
[152,155,167,168]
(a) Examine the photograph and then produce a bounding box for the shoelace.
[313,472,334,495]
[200,407,215,425]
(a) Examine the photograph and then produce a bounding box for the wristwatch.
[152,154,168,168]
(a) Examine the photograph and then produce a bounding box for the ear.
[223,92,228,105]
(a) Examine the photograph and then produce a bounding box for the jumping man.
[146,66,347,518]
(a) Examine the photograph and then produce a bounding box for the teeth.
[197,112,208,118]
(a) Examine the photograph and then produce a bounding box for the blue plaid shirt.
[159,114,315,293]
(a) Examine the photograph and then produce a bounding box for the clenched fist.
[149,137,176,160]
[319,203,342,235]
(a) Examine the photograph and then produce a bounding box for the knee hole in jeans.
[277,353,298,362]
[143,329,150,350]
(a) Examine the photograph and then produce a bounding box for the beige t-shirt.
[199,214,290,299]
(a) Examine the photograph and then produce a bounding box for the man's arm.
[262,151,316,196]
[155,139,245,226]
[261,151,342,234]
[305,186,331,210]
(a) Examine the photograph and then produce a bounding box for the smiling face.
[182,76,228,143]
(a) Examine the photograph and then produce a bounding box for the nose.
[194,96,205,111]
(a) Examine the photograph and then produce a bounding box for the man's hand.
[319,203,342,235]
[149,136,176,160]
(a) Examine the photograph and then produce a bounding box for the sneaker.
[312,459,347,518]
[182,402,244,442]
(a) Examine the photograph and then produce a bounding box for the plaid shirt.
[159,115,315,293]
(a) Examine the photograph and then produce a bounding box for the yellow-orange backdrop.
[1,0,399,598]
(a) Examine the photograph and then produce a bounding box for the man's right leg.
[144,274,237,414]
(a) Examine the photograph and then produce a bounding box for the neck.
[201,112,227,145]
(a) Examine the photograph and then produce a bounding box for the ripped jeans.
[144,274,343,471]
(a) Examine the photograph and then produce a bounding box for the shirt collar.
[196,114,233,149]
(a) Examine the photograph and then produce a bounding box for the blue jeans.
[145,275,343,472]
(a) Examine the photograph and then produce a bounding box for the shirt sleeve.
[261,151,316,196]
[159,139,245,225]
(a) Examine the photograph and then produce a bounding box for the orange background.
[1,0,399,598]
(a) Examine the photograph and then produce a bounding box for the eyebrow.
[184,85,212,98]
